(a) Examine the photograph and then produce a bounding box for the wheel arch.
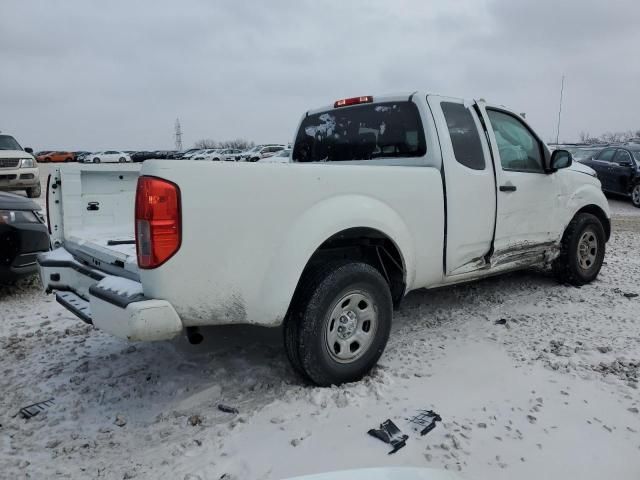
[574,204,611,241]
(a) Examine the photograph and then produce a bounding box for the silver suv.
[0,134,40,198]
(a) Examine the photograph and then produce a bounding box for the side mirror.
[24,147,33,154]
[550,149,572,171]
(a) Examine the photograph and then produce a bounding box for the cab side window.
[486,110,544,173]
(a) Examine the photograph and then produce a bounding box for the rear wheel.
[44,157,51,163]
[64,157,72,163]
[26,183,41,198]
[631,184,640,208]
[93,158,100,163]
[118,157,126,163]
[284,261,392,386]
[553,213,605,285]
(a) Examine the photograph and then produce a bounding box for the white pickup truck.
[38,93,610,386]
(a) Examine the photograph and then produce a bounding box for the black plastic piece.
[367,419,408,454]
[407,410,442,436]
[217,404,239,414]
[107,240,136,246]
[19,398,55,419]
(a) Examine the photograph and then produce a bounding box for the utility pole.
[175,118,183,151]
[555,75,565,144]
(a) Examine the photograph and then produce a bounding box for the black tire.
[553,213,606,286]
[65,157,72,163]
[93,158,100,163]
[284,261,392,386]
[118,157,126,163]
[26,183,41,198]
[631,183,640,208]
[44,157,51,163]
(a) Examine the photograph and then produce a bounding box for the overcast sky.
[1,0,639,150]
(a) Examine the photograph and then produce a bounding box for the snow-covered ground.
[1,166,639,479]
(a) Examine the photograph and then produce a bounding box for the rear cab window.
[293,101,426,163]
[441,102,485,170]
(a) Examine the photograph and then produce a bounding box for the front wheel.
[93,158,100,163]
[631,184,640,208]
[284,261,392,386]
[26,183,41,198]
[118,157,126,163]
[553,212,606,286]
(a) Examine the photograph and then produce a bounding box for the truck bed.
[47,163,141,279]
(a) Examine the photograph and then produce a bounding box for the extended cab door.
[427,96,496,275]
[478,105,561,258]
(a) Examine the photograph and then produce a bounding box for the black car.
[0,191,50,283]
[581,144,640,207]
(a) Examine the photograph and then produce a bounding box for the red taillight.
[334,96,373,108]
[135,176,181,269]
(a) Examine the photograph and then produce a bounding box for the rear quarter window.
[293,101,426,162]
[441,102,485,170]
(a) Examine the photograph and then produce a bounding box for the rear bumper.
[38,248,183,341]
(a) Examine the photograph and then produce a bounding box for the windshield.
[293,101,426,162]
[0,135,22,151]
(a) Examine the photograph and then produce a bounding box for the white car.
[248,145,286,162]
[39,93,610,387]
[191,149,220,161]
[0,133,40,197]
[200,149,242,161]
[88,151,132,163]
[260,148,291,163]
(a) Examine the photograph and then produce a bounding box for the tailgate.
[47,163,141,279]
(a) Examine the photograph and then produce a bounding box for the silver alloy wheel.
[577,228,598,270]
[632,185,640,206]
[325,290,378,364]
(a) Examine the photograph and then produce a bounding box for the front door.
[610,149,635,194]
[480,107,560,262]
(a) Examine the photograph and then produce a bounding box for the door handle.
[499,185,517,192]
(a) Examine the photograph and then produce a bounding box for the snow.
[44,247,76,262]
[96,276,143,298]
[1,181,640,479]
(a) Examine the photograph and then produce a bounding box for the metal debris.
[367,419,408,454]
[19,398,54,419]
[217,404,239,414]
[407,409,442,436]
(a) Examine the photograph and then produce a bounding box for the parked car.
[88,151,132,163]
[191,149,220,160]
[248,145,286,162]
[181,149,206,159]
[0,133,41,198]
[565,146,605,163]
[580,144,640,207]
[130,151,156,162]
[202,149,243,161]
[35,151,52,162]
[261,148,291,163]
[39,93,610,387]
[40,151,75,163]
[0,191,49,283]
[238,145,283,161]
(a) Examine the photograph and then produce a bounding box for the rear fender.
[256,194,415,325]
